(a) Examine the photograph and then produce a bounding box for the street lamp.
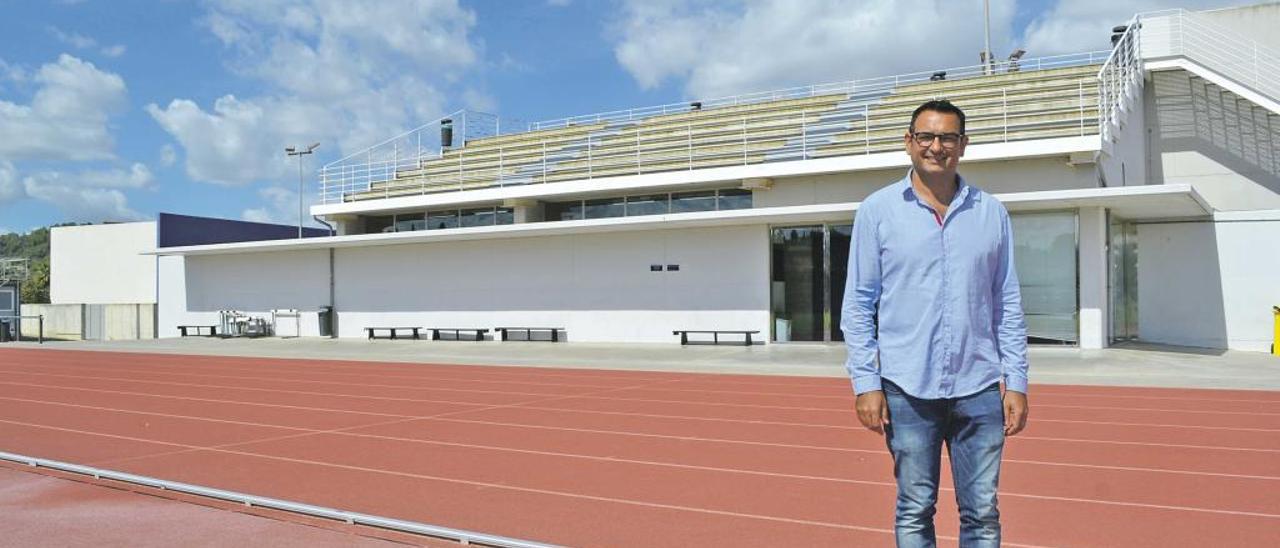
[285,142,320,238]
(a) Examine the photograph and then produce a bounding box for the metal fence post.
[1002,89,1009,142]
[864,105,870,154]
[801,109,808,159]
[687,121,693,170]
[635,126,641,174]
[1079,80,1086,136]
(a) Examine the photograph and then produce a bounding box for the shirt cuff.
[1003,373,1028,394]
[853,374,883,395]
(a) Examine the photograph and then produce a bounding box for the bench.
[430,328,490,341]
[365,326,422,340]
[178,325,217,337]
[673,330,760,346]
[495,327,564,342]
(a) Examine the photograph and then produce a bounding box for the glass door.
[770,223,853,342]
[771,226,824,341]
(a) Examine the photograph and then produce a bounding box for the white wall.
[333,226,770,343]
[52,222,158,304]
[1137,210,1280,351]
[755,156,1098,209]
[1200,3,1280,52]
[158,250,330,338]
[161,226,769,343]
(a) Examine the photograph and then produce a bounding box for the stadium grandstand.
[150,5,1280,352]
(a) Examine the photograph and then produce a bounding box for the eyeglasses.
[910,132,964,148]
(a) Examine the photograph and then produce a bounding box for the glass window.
[460,207,496,227]
[671,191,716,213]
[427,210,459,230]
[626,194,669,216]
[495,207,515,225]
[717,188,752,210]
[584,197,626,219]
[545,201,584,221]
[1012,211,1078,344]
[394,213,425,232]
[365,215,394,234]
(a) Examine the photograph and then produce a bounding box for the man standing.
[842,100,1029,547]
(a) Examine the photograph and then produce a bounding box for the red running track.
[0,347,1277,547]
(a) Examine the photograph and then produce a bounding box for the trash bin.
[318,306,333,338]
[0,320,10,343]
[775,318,791,343]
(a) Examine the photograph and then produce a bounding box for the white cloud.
[15,163,153,222]
[49,27,96,49]
[48,27,128,58]
[159,144,177,167]
[241,185,314,226]
[1020,0,1239,56]
[0,54,127,161]
[612,0,1017,99]
[100,44,127,58]
[149,0,477,186]
[0,161,24,204]
[75,163,154,189]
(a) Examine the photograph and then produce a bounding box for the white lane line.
[2,395,1277,482]
[2,418,1277,522]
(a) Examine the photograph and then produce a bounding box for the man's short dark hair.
[909,100,966,135]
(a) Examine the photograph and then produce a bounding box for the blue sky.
[0,0,1231,235]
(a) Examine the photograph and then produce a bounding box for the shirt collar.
[900,168,974,207]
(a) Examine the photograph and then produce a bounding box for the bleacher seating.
[343,64,1101,202]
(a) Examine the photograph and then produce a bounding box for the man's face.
[904,110,968,178]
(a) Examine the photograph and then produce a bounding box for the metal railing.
[1138,8,1280,102]
[319,109,528,205]
[530,52,1108,130]
[318,51,1107,205]
[1100,8,1280,144]
[0,314,43,344]
[0,451,556,547]
[1098,15,1144,142]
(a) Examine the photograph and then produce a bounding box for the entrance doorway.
[770,224,851,342]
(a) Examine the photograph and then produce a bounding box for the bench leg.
[714,332,719,344]
[680,332,688,345]
[744,333,752,346]
[552,329,559,342]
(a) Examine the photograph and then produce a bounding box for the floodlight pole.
[285,143,320,238]
[983,0,994,75]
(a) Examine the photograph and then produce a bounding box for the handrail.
[317,56,1104,205]
[531,50,1108,130]
[1136,8,1280,102]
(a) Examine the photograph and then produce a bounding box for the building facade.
[152,6,1280,351]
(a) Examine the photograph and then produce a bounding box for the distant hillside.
[0,225,80,304]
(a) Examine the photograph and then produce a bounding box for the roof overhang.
[151,184,1208,257]
[311,136,1102,217]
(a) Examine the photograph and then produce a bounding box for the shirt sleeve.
[992,208,1029,393]
[841,204,883,395]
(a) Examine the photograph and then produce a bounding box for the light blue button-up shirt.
[842,171,1028,399]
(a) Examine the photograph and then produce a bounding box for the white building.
[51,222,158,305]
[152,6,1280,351]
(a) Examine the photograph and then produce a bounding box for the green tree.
[20,258,50,304]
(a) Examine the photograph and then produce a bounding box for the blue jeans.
[883,380,1005,548]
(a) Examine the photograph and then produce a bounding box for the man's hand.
[1003,390,1028,436]
[855,390,890,435]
